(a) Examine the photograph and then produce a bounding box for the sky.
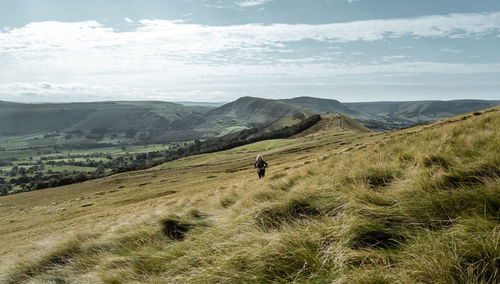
[0,0,499,103]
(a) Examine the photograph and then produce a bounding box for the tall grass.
[3,107,499,283]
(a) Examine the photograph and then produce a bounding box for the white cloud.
[237,0,274,7]
[441,47,463,53]
[380,55,407,62]
[207,0,274,9]
[0,11,499,102]
[1,11,498,59]
[124,18,133,23]
[0,81,240,103]
[0,82,131,103]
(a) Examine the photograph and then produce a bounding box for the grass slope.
[294,113,371,137]
[280,96,361,117]
[346,99,500,122]
[0,101,211,136]
[204,97,312,127]
[0,107,499,283]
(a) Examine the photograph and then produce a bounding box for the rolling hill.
[1,97,498,139]
[0,106,498,283]
[0,101,211,137]
[280,97,500,131]
[345,99,500,122]
[0,98,313,142]
[292,113,371,137]
[203,96,313,128]
[280,96,361,117]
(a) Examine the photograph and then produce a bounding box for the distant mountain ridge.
[204,97,313,127]
[345,99,500,121]
[280,97,361,116]
[0,101,210,138]
[1,97,498,139]
[274,97,499,131]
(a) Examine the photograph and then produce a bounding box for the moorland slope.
[280,97,361,117]
[203,97,312,128]
[1,106,498,283]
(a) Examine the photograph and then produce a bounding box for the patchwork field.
[0,132,179,193]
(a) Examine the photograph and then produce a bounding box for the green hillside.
[280,96,361,117]
[0,101,211,137]
[346,99,500,122]
[1,106,498,283]
[293,113,371,137]
[285,97,500,131]
[203,97,313,128]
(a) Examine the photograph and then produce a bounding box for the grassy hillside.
[0,101,211,137]
[281,97,361,117]
[1,107,499,283]
[284,97,500,131]
[203,97,313,130]
[346,99,500,122]
[293,113,371,137]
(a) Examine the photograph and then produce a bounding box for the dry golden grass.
[0,108,498,283]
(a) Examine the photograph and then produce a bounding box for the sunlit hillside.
[1,109,499,283]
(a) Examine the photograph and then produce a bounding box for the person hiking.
[254,154,268,179]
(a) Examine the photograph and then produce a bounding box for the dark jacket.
[254,160,268,169]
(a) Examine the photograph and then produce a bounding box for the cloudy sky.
[1,0,499,103]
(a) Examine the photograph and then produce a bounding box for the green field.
[0,132,182,192]
[217,126,249,136]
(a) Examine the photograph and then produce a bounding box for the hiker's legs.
[257,169,264,179]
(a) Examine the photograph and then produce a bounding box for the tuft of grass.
[4,235,99,284]
[346,219,401,249]
[270,175,301,191]
[131,254,169,278]
[269,171,288,180]
[101,276,123,284]
[422,154,450,169]
[356,191,396,207]
[160,216,200,241]
[256,233,337,283]
[425,159,500,190]
[254,192,344,231]
[188,209,208,219]
[398,220,500,283]
[398,152,414,163]
[252,189,280,202]
[359,167,400,189]
[254,198,322,230]
[346,268,394,284]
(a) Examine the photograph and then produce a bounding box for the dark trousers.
[257,168,266,179]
